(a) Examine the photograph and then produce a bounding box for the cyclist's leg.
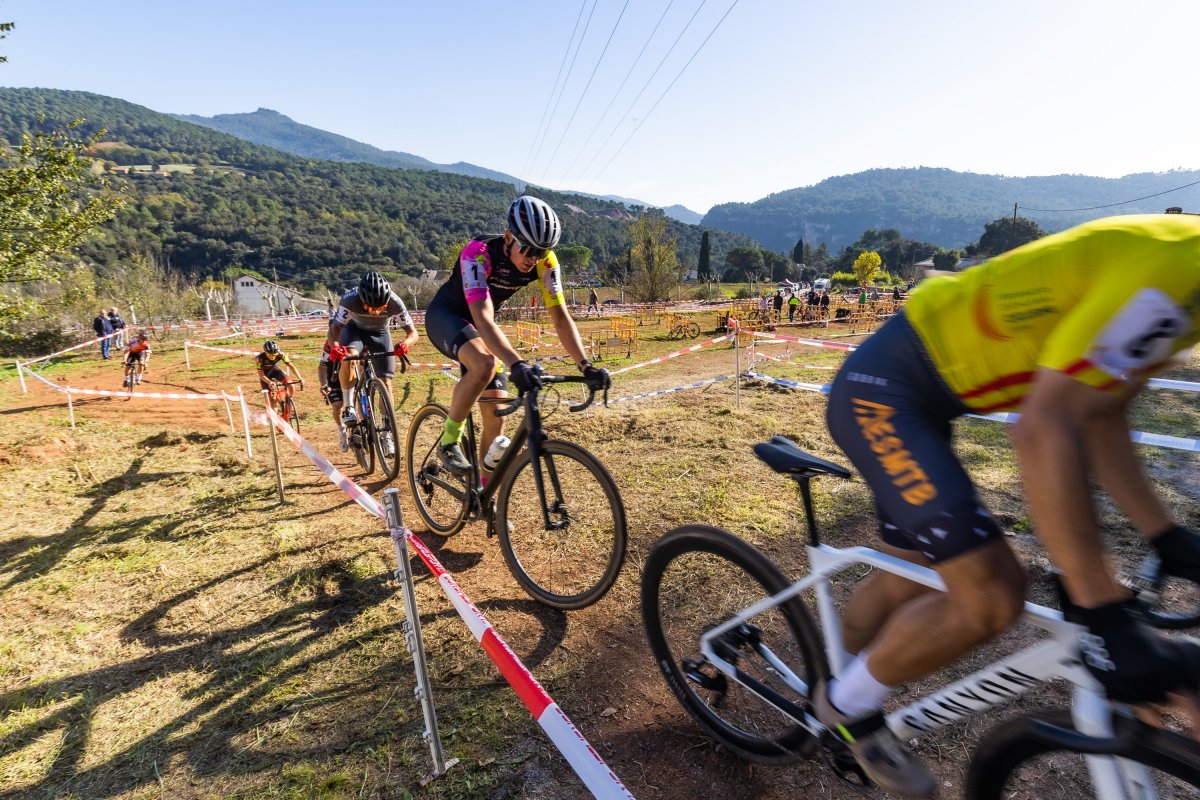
[337,325,365,410]
[425,304,492,471]
[478,367,509,472]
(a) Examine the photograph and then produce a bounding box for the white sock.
[828,653,894,717]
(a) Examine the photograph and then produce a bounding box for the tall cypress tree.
[791,237,805,264]
[697,230,712,279]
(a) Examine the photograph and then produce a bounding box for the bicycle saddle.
[753,436,852,479]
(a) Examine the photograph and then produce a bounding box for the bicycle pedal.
[819,732,873,791]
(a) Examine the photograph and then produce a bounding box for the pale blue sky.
[2,0,1197,213]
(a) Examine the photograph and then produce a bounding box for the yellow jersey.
[905,214,1200,412]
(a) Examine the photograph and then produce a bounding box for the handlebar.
[494,370,609,418]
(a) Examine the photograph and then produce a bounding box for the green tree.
[697,230,712,280]
[555,244,592,276]
[852,250,882,286]
[970,215,1046,257]
[791,237,804,264]
[436,238,470,274]
[628,214,681,302]
[723,246,765,282]
[932,248,961,271]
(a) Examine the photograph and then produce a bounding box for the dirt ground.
[2,316,1198,800]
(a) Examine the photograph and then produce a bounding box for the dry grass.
[0,312,1197,799]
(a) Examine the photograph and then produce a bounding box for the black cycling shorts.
[825,313,1004,563]
[338,322,396,379]
[424,302,508,391]
[259,366,289,390]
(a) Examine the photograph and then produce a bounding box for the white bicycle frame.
[698,542,1161,800]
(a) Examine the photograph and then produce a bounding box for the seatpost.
[796,474,821,547]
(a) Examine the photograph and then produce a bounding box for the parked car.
[602,299,622,306]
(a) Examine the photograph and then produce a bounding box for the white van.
[812,278,831,291]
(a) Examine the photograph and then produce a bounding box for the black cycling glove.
[509,360,542,393]
[1151,525,1200,584]
[1067,599,1200,704]
[579,361,611,392]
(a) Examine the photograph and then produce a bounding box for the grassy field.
[1,309,1197,799]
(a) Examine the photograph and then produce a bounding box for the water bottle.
[483,435,511,471]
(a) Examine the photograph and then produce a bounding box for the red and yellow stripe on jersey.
[905,214,1200,412]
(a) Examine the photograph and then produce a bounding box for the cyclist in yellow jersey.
[818,213,1200,798]
[255,340,303,412]
[425,195,609,475]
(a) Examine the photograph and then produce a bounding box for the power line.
[520,0,588,181]
[1018,177,1200,212]
[543,0,633,176]
[586,0,741,190]
[560,0,678,180]
[572,0,710,185]
[527,0,601,179]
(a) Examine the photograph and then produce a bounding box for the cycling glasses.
[363,303,388,315]
[510,234,548,260]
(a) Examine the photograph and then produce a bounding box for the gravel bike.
[641,436,1199,799]
[265,379,303,433]
[341,352,402,480]
[405,369,626,610]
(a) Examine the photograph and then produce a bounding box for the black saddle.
[752,436,852,479]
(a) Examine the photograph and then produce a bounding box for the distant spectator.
[858,287,868,305]
[758,294,769,315]
[820,290,830,314]
[788,292,799,322]
[108,307,126,348]
[892,286,903,302]
[93,309,114,359]
[772,290,784,320]
[587,288,600,317]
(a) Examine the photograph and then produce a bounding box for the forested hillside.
[704,167,1200,252]
[0,88,754,291]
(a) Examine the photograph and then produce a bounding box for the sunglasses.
[363,303,388,314]
[510,236,547,260]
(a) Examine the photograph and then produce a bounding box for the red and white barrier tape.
[20,328,124,365]
[21,365,229,400]
[185,341,322,361]
[261,408,634,798]
[609,334,734,376]
[750,349,839,370]
[750,331,859,351]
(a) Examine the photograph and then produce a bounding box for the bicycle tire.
[495,439,626,610]
[283,396,300,433]
[641,525,826,763]
[966,709,1200,800]
[367,378,401,481]
[686,321,700,338]
[404,402,470,536]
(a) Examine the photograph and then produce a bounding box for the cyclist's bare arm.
[327,321,344,348]
[287,362,303,383]
[396,323,419,351]
[1011,368,1151,607]
[546,303,590,366]
[468,296,521,367]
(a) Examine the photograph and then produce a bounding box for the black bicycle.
[405,369,627,610]
[341,352,402,481]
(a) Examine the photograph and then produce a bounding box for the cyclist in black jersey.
[424,195,610,477]
[327,271,419,452]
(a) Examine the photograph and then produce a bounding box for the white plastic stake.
[66,390,76,430]
[221,390,235,433]
[15,360,26,393]
[237,385,253,458]
[184,341,191,370]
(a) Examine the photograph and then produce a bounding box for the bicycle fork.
[524,407,570,532]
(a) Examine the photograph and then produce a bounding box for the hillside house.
[232,275,327,316]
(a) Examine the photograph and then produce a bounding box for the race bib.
[542,265,562,297]
[462,258,489,294]
[1089,288,1190,376]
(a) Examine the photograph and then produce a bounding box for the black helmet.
[358,271,391,307]
[507,195,561,249]
[263,340,279,355]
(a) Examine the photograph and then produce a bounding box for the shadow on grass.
[0,548,566,799]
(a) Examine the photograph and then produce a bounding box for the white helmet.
[507,195,561,250]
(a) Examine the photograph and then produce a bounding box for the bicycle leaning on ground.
[340,351,402,481]
[265,378,304,432]
[641,436,1200,800]
[406,365,627,610]
[667,318,701,340]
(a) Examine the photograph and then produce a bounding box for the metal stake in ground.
[265,392,286,504]
[383,488,458,785]
[15,360,26,393]
[237,385,253,459]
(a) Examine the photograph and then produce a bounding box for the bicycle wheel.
[686,321,700,338]
[405,403,470,536]
[966,709,1200,800]
[495,439,626,610]
[367,378,401,481]
[283,396,300,433]
[641,525,826,763]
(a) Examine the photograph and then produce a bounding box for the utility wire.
[573,0,709,185]
[586,0,741,190]
[527,0,601,180]
[561,0,677,180]
[1019,177,1200,212]
[520,0,588,181]
[544,0,633,176]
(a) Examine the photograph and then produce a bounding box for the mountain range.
[173,108,706,224]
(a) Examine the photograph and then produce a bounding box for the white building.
[232,275,328,316]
